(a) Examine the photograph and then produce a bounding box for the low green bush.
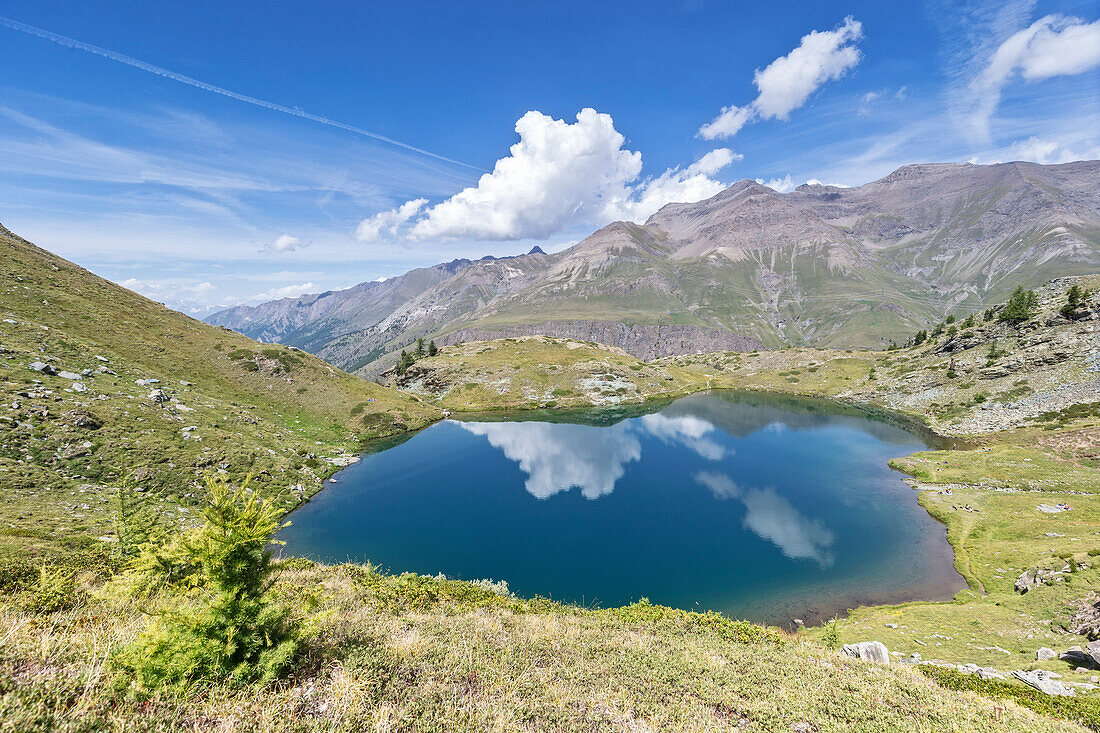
[18,565,85,614]
[922,665,1100,731]
[600,599,782,646]
[0,556,37,592]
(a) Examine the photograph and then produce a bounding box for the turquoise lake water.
[279,391,965,624]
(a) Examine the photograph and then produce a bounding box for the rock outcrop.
[1012,669,1076,697]
[840,641,890,664]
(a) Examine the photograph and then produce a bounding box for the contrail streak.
[0,16,481,171]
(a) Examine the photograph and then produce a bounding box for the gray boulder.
[1012,669,1076,696]
[1060,646,1100,670]
[148,389,170,404]
[29,361,56,375]
[57,370,82,381]
[840,641,890,664]
[1037,647,1057,660]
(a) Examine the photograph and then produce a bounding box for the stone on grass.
[62,409,101,429]
[1037,647,1057,661]
[840,641,889,664]
[1012,669,1075,696]
[1060,647,1100,670]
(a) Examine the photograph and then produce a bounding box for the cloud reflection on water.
[458,411,728,500]
[638,413,727,460]
[458,422,641,499]
[458,413,835,564]
[695,471,835,566]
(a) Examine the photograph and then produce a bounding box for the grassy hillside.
[4,564,1089,732]
[0,223,439,561]
[383,335,711,411]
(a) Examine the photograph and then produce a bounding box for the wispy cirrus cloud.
[966,13,1100,140]
[0,15,478,170]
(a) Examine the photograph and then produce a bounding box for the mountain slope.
[208,161,1100,375]
[0,223,439,559]
[208,257,477,352]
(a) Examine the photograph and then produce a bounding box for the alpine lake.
[279,391,965,625]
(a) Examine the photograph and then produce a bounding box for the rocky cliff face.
[207,161,1100,375]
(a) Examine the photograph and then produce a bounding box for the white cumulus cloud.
[753,16,864,120]
[363,109,737,242]
[609,148,741,222]
[756,175,795,193]
[409,109,640,241]
[698,105,754,140]
[968,14,1100,140]
[249,282,318,302]
[355,198,427,243]
[699,17,863,139]
[265,234,304,253]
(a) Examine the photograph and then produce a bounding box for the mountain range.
[207,160,1100,376]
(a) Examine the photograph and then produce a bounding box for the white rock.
[840,641,890,664]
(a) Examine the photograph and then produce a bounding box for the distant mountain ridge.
[207,160,1100,375]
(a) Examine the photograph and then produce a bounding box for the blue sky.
[1,0,1098,314]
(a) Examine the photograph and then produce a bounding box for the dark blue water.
[280,391,964,624]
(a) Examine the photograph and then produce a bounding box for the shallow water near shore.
[280,391,965,625]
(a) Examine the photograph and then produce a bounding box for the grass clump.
[599,598,783,645]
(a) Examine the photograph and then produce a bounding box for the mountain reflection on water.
[280,391,964,624]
